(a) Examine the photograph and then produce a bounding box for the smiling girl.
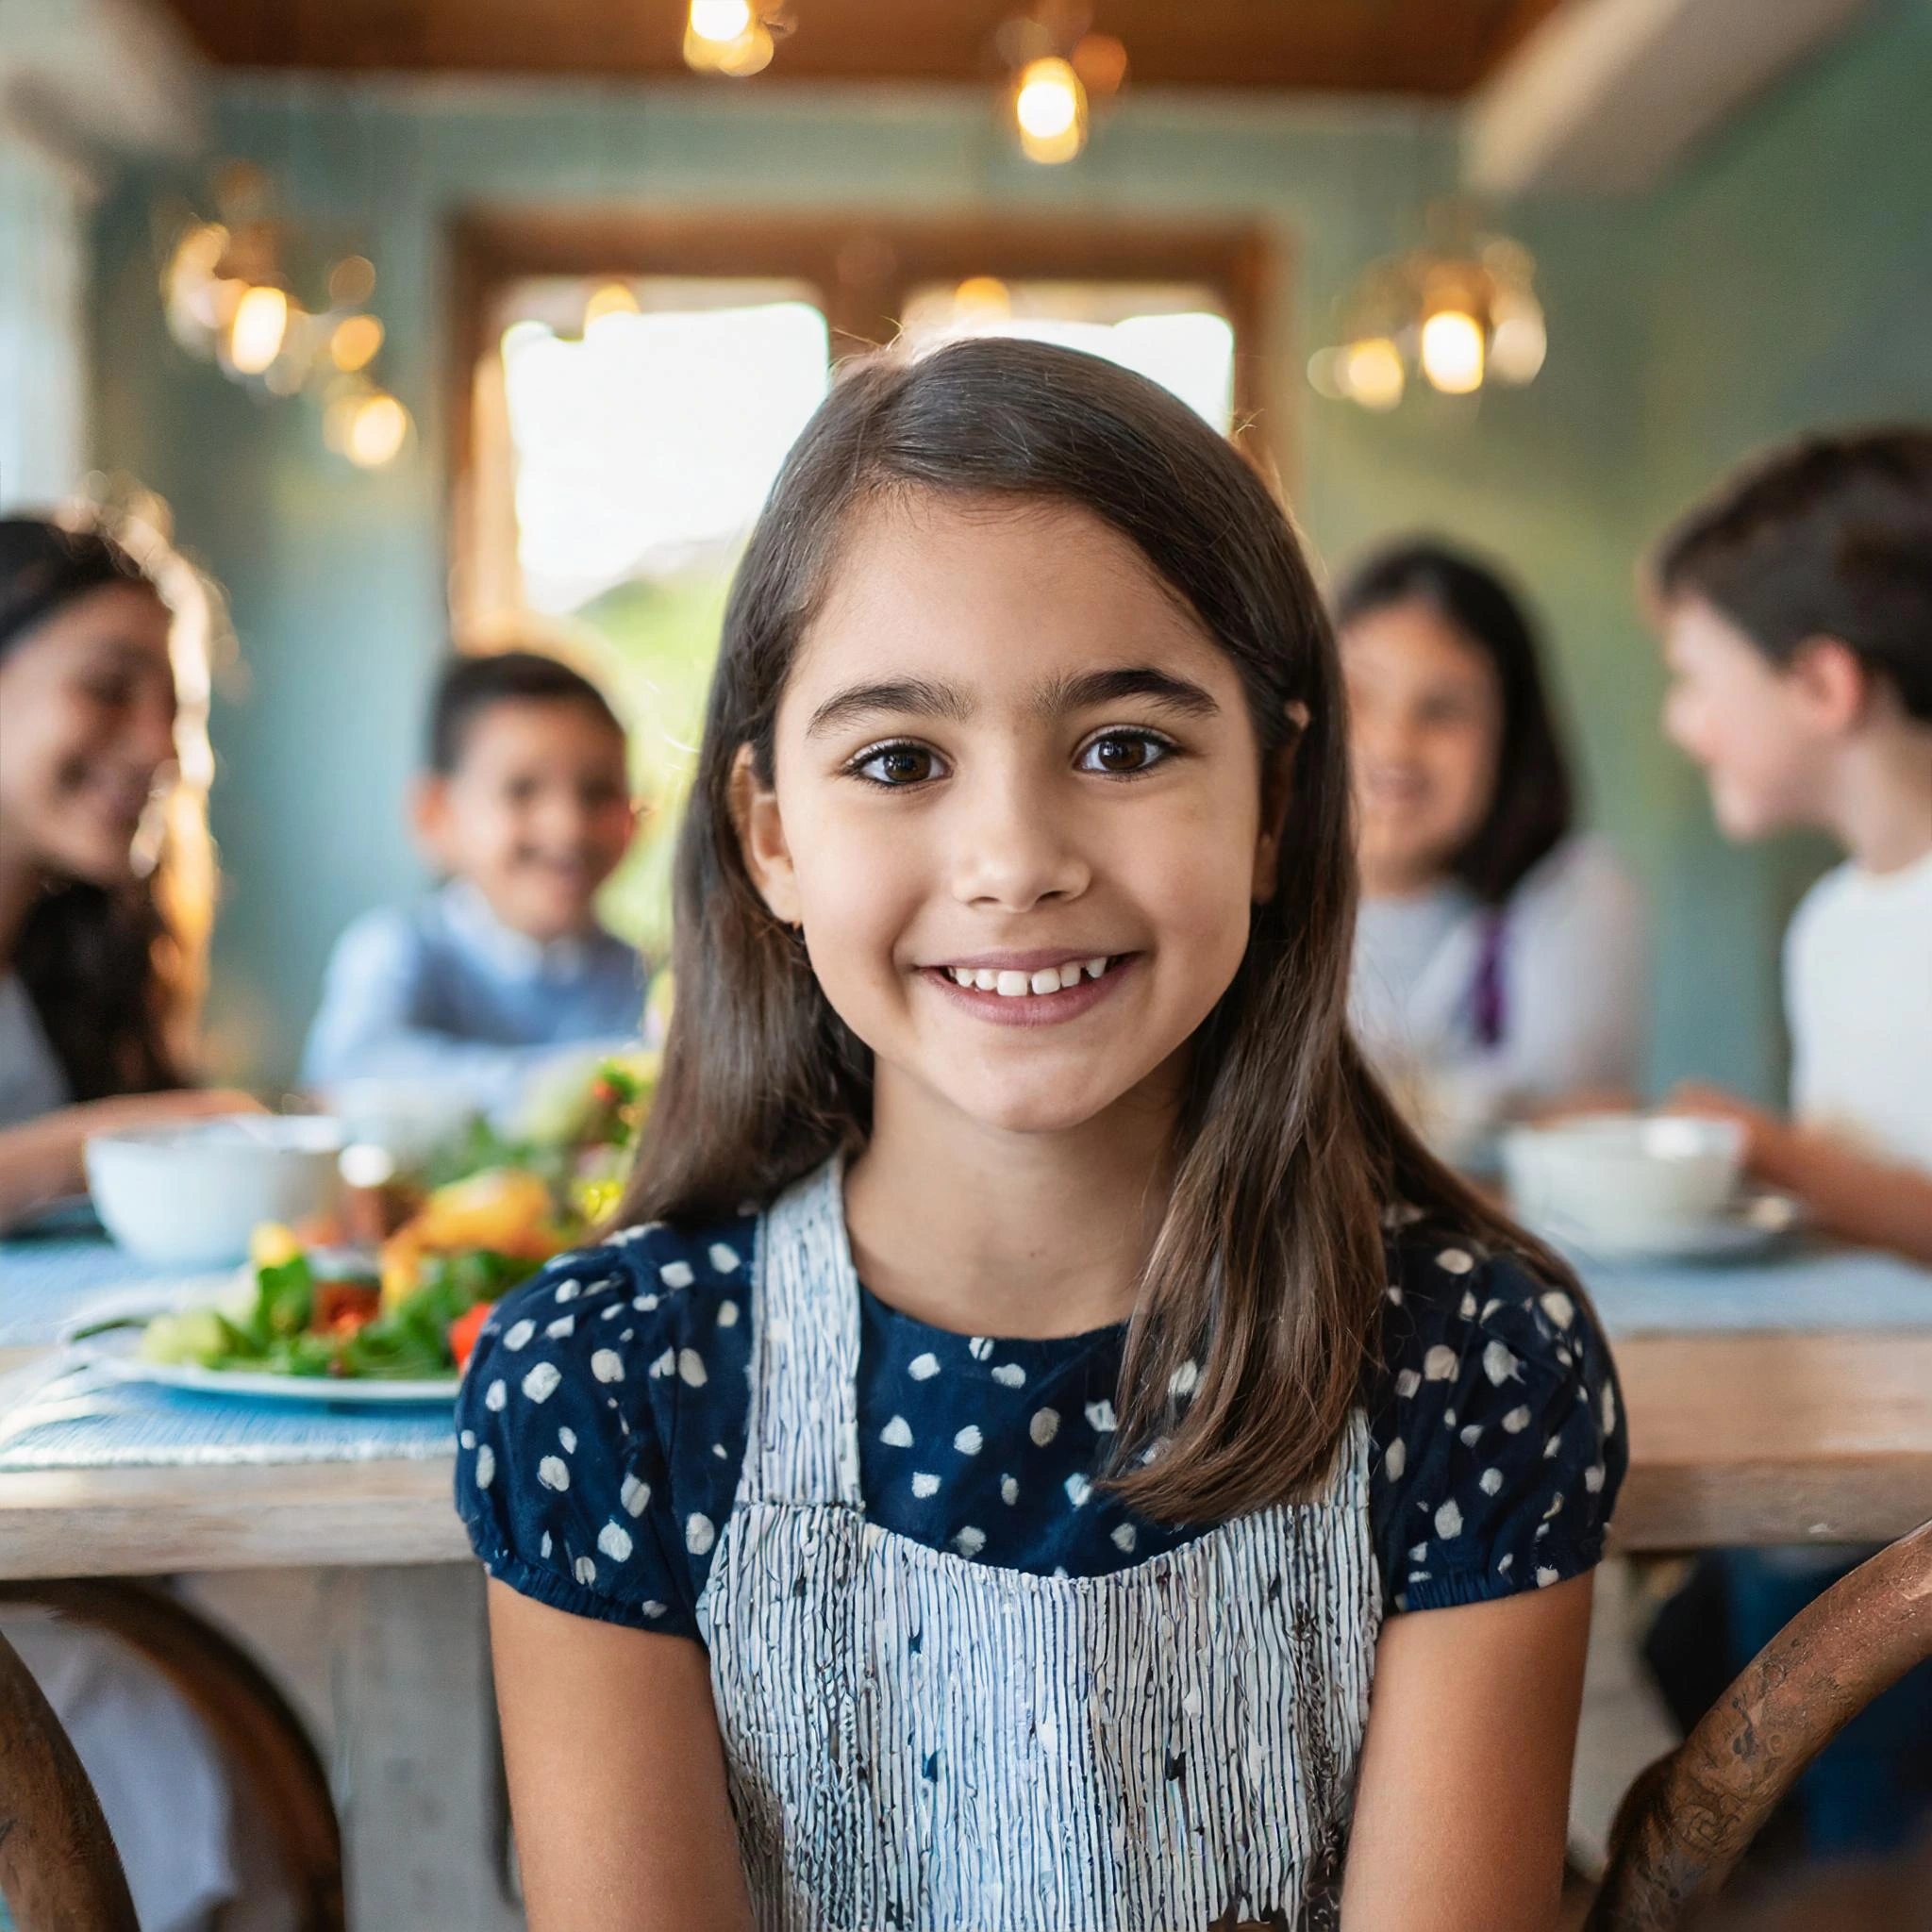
[1337,543,1648,1164]
[456,341,1624,1931]
[0,515,251,1228]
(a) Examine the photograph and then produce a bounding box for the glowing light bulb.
[345,392,409,468]
[228,285,290,375]
[330,313,384,372]
[584,282,641,327]
[1014,57,1086,164]
[1341,337,1406,411]
[1420,309,1485,394]
[689,0,752,43]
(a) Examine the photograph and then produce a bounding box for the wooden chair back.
[1588,1517,1932,1931]
[0,1623,139,1932]
[0,1580,345,1932]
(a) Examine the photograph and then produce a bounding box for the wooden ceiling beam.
[157,0,1567,96]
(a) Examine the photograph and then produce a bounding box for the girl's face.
[1340,598,1502,896]
[0,583,177,890]
[737,495,1283,1141]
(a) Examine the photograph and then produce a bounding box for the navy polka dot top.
[455,1208,1624,1639]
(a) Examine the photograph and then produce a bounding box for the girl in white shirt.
[1337,541,1647,1165]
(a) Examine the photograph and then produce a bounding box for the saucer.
[1536,1191,1803,1265]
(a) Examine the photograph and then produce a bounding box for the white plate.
[1536,1191,1804,1266]
[61,1282,459,1406]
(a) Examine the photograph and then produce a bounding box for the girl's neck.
[844,1060,1182,1341]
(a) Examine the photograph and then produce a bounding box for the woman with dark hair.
[0,513,255,1930]
[0,514,252,1227]
[1337,541,1648,1162]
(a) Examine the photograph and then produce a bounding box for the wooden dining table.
[6,1237,1929,1574]
[2,1227,1930,1927]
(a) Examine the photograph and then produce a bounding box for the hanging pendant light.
[995,6,1128,165]
[1309,207,1548,411]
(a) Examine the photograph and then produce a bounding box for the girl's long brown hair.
[619,337,1576,1525]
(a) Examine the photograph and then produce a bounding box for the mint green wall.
[88,0,1931,1097]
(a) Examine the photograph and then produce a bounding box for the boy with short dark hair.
[303,649,646,1121]
[1649,428,1932,1863]
[1655,427,1932,1264]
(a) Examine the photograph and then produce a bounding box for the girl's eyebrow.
[806,676,971,739]
[1032,667,1220,721]
[806,666,1218,739]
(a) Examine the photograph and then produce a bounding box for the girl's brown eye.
[1079,731,1172,775]
[856,743,939,786]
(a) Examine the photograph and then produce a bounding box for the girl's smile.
[921,949,1136,1026]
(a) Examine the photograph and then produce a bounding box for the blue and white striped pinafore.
[696,1160,1382,1931]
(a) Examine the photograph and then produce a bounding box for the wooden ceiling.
[158,1,1563,95]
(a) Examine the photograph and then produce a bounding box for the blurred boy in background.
[1656,428,1932,1266]
[303,650,648,1124]
[1650,426,1932,1863]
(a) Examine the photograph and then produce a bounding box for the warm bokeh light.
[328,255,376,308]
[228,285,290,375]
[1342,336,1407,411]
[344,391,410,468]
[713,22,774,75]
[584,282,642,327]
[682,0,772,75]
[1071,32,1129,97]
[688,0,751,43]
[1014,57,1086,163]
[952,276,1012,322]
[1420,308,1485,394]
[329,313,384,372]
[1489,296,1548,385]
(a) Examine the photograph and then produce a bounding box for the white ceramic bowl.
[85,1115,343,1268]
[1500,1114,1746,1244]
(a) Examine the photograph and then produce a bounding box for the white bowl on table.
[85,1114,344,1268]
[1500,1114,1747,1253]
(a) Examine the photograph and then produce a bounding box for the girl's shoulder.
[453,1211,759,1641]
[1365,1223,1624,1615]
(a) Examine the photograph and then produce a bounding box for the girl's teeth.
[943,958,1116,995]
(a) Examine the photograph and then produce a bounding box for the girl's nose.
[947,767,1091,911]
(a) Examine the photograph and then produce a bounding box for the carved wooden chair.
[1588,1516,1932,1931]
[0,1579,345,1932]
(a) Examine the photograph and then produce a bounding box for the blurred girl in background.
[0,513,250,1228]
[0,511,251,1932]
[1338,541,1649,1165]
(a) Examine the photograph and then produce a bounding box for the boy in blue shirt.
[303,650,646,1123]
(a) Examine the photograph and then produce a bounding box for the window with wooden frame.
[449,211,1273,953]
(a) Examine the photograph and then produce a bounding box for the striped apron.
[697,1159,1382,1931]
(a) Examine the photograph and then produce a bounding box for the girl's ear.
[1251,702,1310,904]
[728,742,804,925]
